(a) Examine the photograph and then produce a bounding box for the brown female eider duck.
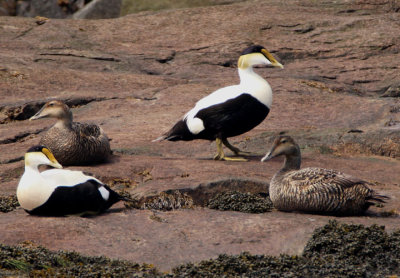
[17,145,125,216]
[261,136,388,215]
[30,100,111,166]
[155,45,283,161]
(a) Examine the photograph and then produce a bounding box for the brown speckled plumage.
[262,136,387,215]
[30,100,111,166]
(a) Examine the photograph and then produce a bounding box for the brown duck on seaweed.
[30,100,111,166]
[261,135,388,215]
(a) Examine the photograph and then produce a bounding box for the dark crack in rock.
[207,191,273,213]
[0,102,44,124]
[0,128,45,144]
[0,97,110,124]
[381,83,400,97]
[0,195,19,213]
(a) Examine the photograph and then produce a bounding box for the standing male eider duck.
[30,100,111,166]
[17,145,125,216]
[261,136,388,215]
[156,45,283,161]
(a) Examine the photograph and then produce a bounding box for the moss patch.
[207,191,273,213]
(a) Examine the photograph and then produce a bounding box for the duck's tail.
[365,191,389,210]
[152,135,166,142]
[369,193,389,203]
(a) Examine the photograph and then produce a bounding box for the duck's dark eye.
[49,103,54,106]
[281,139,287,143]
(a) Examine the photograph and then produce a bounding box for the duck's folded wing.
[283,167,370,195]
[194,93,269,133]
[28,179,106,216]
[73,122,102,137]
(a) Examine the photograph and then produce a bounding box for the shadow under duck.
[261,135,388,215]
[30,100,111,166]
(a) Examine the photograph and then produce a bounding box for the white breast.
[238,67,272,108]
[17,168,56,211]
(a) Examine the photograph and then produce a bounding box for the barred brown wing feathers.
[286,168,365,190]
[73,122,101,138]
[280,168,370,212]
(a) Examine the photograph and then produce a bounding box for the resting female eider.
[261,136,388,215]
[17,145,125,216]
[30,100,111,166]
[156,45,283,161]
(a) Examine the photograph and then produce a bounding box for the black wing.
[28,180,121,216]
[195,93,270,139]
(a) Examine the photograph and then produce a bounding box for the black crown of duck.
[17,145,125,216]
[30,100,111,166]
[155,45,283,161]
[262,136,388,215]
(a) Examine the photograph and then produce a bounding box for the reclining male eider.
[30,100,111,166]
[155,45,283,161]
[262,135,388,215]
[17,145,126,216]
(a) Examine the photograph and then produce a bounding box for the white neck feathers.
[238,67,272,108]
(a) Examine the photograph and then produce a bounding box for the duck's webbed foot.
[222,138,257,157]
[214,138,247,162]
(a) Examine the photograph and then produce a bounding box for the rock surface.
[73,0,122,19]
[0,0,121,19]
[0,0,399,272]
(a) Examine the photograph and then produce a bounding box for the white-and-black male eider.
[30,100,111,166]
[155,45,283,161]
[261,136,388,215]
[17,145,125,216]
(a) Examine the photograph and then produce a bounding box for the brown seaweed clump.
[207,191,273,213]
[303,220,400,275]
[123,190,194,211]
[0,243,160,277]
[142,191,194,211]
[0,195,19,213]
[2,221,399,277]
[172,220,400,277]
